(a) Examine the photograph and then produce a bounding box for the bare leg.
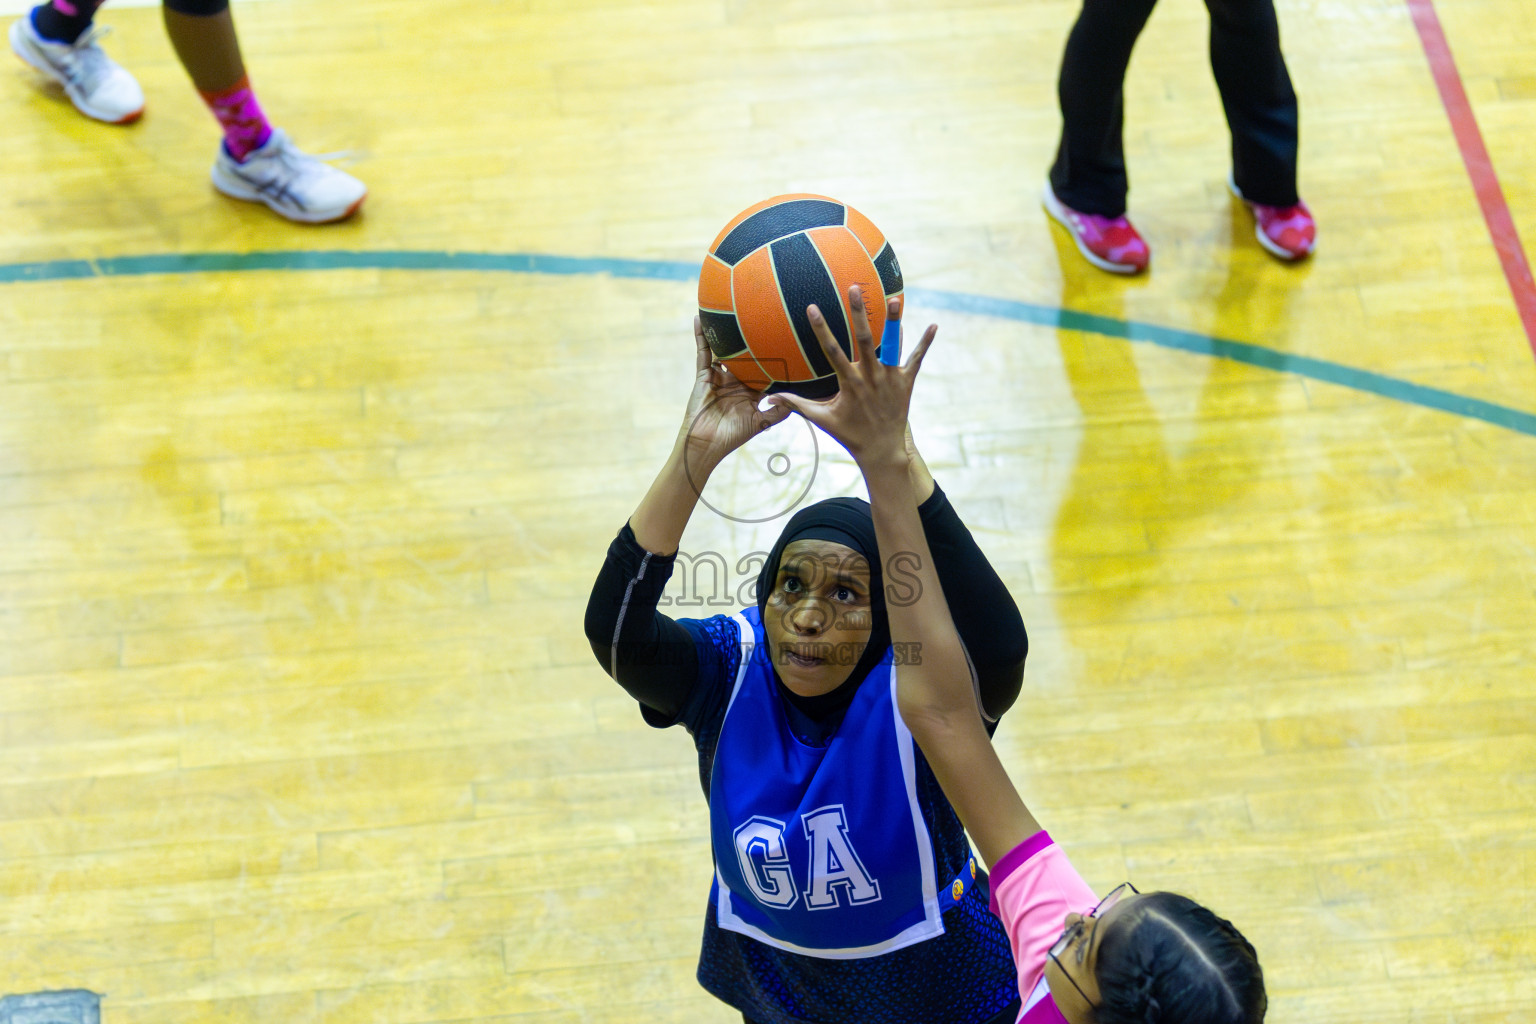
[162,1,271,160]
[160,0,366,222]
[162,4,245,93]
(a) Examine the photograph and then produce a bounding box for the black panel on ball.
[874,242,904,297]
[698,309,747,359]
[770,232,847,381]
[765,373,840,400]
[713,200,846,266]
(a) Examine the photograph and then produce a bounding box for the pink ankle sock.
[199,75,273,162]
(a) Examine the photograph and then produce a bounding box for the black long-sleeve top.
[584,483,1027,735]
[583,484,1030,1024]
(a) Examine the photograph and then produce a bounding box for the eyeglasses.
[1047,882,1140,1009]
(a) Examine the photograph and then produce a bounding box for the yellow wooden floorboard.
[3,0,1536,1020]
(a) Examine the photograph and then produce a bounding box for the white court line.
[0,0,274,13]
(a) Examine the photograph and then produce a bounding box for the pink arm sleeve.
[989,832,1099,1003]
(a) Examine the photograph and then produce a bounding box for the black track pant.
[1048,0,1300,216]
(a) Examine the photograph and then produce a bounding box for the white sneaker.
[9,16,144,124]
[211,128,368,224]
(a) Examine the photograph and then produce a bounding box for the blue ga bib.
[708,607,945,959]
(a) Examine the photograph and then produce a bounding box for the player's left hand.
[766,285,936,468]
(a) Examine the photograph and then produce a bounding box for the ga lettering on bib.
[708,608,946,959]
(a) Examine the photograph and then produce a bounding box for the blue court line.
[0,250,699,283]
[4,249,1534,439]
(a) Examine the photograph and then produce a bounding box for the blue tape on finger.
[880,319,901,366]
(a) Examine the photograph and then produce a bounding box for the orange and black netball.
[698,195,904,399]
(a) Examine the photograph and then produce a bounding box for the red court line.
[1405,0,1536,360]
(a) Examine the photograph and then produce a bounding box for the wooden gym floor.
[1,0,1533,1021]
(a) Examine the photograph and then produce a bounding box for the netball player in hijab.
[769,287,1267,1024]
[584,316,1029,1024]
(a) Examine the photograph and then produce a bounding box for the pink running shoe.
[1229,175,1315,261]
[1042,184,1150,274]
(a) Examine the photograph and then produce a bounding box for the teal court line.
[3,249,1534,439]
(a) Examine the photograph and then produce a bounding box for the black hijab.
[755,497,891,720]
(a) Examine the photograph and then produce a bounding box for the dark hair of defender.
[1094,892,1267,1024]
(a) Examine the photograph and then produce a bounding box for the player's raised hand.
[767,285,936,468]
[679,315,791,471]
